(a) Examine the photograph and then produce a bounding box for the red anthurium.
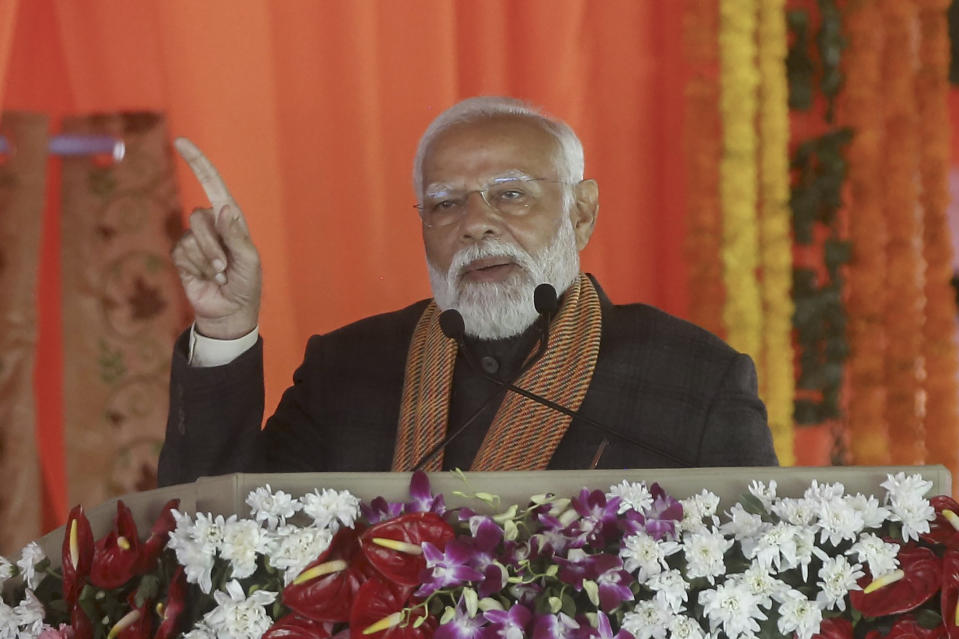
[864,617,946,639]
[90,501,143,590]
[940,549,959,638]
[62,505,94,607]
[154,566,187,639]
[71,605,94,639]
[110,596,153,639]
[813,618,854,639]
[284,527,372,622]
[851,545,942,618]
[923,497,959,549]
[263,613,335,639]
[360,512,454,586]
[349,578,434,639]
[138,499,180,574]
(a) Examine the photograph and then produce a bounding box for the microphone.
[437,304,692,468]
[410,289,555,472]
[534,283,559,315]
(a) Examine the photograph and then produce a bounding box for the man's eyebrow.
[424,183,455,197]
[424,171,535,196]
[490,170,534,181]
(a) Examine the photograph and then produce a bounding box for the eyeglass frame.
[413,175,572,229]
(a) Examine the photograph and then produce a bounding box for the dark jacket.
[158,278,777,486]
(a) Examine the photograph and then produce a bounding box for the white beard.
[427,217,580,340]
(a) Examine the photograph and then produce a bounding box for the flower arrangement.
[1,472,957,639]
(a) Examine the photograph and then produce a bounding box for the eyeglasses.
[414,176,567,228]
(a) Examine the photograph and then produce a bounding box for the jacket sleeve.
[695,352,780,466]
[157,330,266,486]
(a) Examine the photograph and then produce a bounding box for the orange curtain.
[1,1,689,529]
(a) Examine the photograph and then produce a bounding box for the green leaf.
[135,574,159,608]
[548,596,563,614]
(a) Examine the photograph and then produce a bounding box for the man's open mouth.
[460,257,518,282]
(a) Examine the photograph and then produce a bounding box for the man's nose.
[459,190,502,239]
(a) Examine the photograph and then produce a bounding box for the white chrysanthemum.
[679,491,721,533]
[881,473,933,504]
[734,562,790,609]
[886,496,936,542]
[771,497,817,527]
[620,531,681,580]
[181,621,218,639]
[846,533,900,578]
[0,556,14,586]
[816,556,864,611]
[699,581,766,639]
[816,497,865,546]
[0,601,18,639]
[795,526,825,582]
[804,480,845,502]
[269,525,334,584]
[720,503,766,545]
[844,493,892,529]
[301,488,361,531]
[193,512,233,554]
[646,569,688,613]
[167,536,216,594]
[246,484,301,530]
[748,480,777,512]
[683,528,732,584]
[747,522,799,574]
[777,593,823,639]
[203,580,277,639]
[14,589,44,637]
[666,614,707,639]
[608,480,653,515]
[16,543,45,590]
[622,599,671,639]
[220,518,274,580]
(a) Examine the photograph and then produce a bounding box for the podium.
[34,464,952,567]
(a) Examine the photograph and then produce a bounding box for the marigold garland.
[757,0,794,465]
[916,0,959,483]
[683,0,724,339]
[719,0,763,365]
[841,0,889,464]
[880,0,925,465]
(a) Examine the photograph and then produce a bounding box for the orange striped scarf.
[391,273,602,471]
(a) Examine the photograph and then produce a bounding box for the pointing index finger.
[174,137,235,210]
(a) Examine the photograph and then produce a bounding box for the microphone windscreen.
[439,309,466,340]
[534,284,559,315]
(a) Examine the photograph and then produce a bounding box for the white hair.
[412,96,585,200]
[428,214,580,339]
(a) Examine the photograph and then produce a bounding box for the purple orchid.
[483,604,532,639]
[621,484,682,541]
[361,496,406,524]
[530,514,574,558]
[566,490,623,548]
[465,517,508,597]
[416,538,484,596]
[405,471,446,515]
[434,596,490,639]
[644,484,683,540]
[594,563,634,612]
[532,613,580,639]
[581,612,634,639]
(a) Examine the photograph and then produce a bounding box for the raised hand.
[171,138,262,339]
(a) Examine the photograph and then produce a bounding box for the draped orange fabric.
[2,1,688,530]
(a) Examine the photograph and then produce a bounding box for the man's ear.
[570,179,599,250]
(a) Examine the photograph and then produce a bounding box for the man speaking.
[158,97,778,486]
